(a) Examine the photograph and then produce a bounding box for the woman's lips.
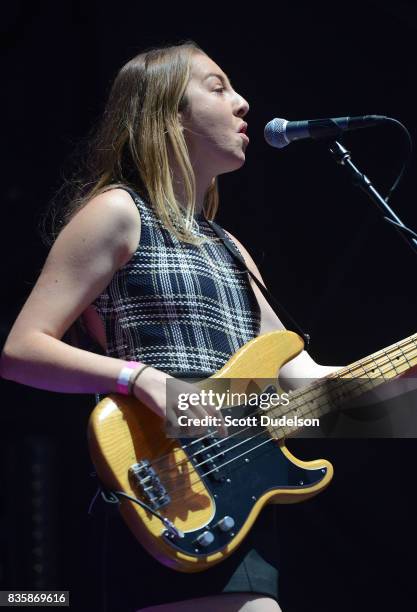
[239,132,249,143]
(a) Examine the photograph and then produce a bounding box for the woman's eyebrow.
[203,73,233,88]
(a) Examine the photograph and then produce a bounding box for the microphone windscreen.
[264,118,289,149]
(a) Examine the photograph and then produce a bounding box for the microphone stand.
[327,140,417,257]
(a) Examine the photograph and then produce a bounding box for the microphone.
[264,115,388,149]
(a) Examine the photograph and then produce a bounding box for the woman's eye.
[214,87,225,93]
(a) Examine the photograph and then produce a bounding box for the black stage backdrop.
[1,1,416,611]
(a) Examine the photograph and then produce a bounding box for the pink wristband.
[117,361,143,395]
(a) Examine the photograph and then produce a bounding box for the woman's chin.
[232,152,247,170]
[220,152,247,174]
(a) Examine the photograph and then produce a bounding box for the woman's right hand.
[131,366,227,437]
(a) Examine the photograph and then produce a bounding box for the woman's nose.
[235,94,249,117]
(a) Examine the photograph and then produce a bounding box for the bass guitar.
[88,330,417,572]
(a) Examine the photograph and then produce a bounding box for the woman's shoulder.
[62,185,142,269]
[94,184,142,214]
[97,186,142,264]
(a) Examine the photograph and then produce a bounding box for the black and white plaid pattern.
[92,188,261,377]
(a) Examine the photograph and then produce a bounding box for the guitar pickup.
[199,435,227,482]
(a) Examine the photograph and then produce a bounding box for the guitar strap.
[206,220,311,347]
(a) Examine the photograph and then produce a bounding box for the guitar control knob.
[216,516,235,532]
[194,531,215,547]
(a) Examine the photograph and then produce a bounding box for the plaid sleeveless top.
[90,187,260,377]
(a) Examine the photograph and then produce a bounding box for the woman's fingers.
[188,402,228,437]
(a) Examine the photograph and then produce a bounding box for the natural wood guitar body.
[88,328,417,571]
[88,331,333,571]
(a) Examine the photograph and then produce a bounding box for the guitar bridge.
[129,460,171,510]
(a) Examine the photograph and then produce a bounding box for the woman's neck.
[171,160,214,216]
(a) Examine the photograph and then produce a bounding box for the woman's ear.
[177,112,184,131]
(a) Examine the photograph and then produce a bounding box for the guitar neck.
[269,333,417,439]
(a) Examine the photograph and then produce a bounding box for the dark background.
[1,1,417,610]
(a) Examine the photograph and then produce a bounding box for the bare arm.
[0,189,225,429]
[224,230,342,387]
[0,188,142,395]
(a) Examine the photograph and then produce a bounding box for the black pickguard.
[161,405,328,557]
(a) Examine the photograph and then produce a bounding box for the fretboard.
[267,333,417,439]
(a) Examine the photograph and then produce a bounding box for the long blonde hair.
[44,40,219,245]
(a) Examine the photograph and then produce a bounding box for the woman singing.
[0,40,338,612]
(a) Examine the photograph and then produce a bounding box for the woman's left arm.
[224,230,342,389]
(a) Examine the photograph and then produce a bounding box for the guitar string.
[146,334,417,473]
[138,346,417,501]
[144,343,417,485]
[156,350,417,506]
[144,336,416,485]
